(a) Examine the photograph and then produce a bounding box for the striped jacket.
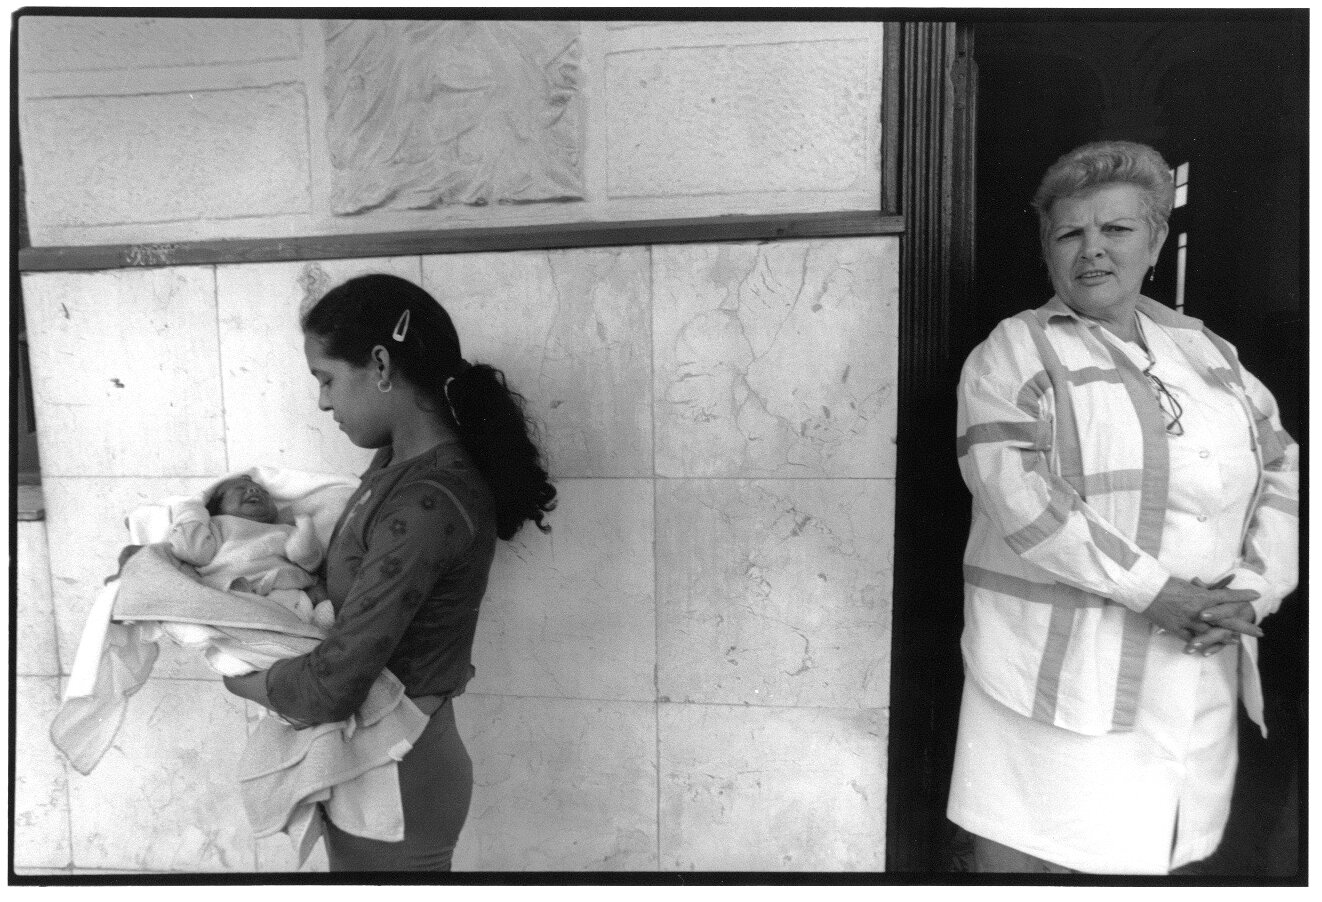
[957,296,1299,735]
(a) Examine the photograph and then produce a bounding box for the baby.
[168,474,334,628]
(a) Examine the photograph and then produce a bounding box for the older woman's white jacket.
[957,296,1298,736]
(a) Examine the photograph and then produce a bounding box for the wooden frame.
[885,20,978,873]
[17,211,902,273]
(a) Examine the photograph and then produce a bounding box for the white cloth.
[66,467,357,697]
[51,467,427,867]
[950,646,1237,874]
[949,309,1287,873]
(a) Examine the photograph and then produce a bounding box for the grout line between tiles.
[649,242,663,871]
[212,265,231,474]
[457,689,892,718]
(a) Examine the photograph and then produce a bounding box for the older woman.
[947,141,1298,874]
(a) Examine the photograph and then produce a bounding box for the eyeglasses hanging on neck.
[1143,363,1185,435]
[1132,312,1185,436]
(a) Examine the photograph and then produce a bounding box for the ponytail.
[303,273,556,540]
[443,363,556,540]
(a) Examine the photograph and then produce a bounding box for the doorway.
[887,14,1305,875]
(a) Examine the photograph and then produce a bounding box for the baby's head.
[206,475,279,524]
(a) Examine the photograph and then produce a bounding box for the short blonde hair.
[1032,141,1175,250]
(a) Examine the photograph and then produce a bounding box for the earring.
[1148,266,1156,283]
[377,377,392,393]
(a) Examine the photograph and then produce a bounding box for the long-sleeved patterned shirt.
[266,439,498,724]
[957,296,1298,736]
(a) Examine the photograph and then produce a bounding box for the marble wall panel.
[19,16,302,72]
[653,237,898,478]
[605,38,874,197]
[43,476,217,677]
[659,703,887,871]
[453,694,657,870]
[17,520,60,676]
[22,269,227,477]
[215,257,420,475]
[65,679,253,871]
[422,247,653,478]
[13,676,73,869]
[22,86,311,230]
[657,479,892,709]
[470,479,655,701]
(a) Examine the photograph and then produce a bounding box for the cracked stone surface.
[64,679,253,872]
[422,247,653,478]
[22,269,227,478]
[659,703,887,870]
[17,521,59,677]
[470,479,655,702]
[216,257,422,475]
[453,694,657,870]
[653,237,898,478]
[657,478,893,709]
[13,677,73,869]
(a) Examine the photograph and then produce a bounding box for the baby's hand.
[312,600,336,630]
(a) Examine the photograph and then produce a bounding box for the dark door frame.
[886,20,978,872]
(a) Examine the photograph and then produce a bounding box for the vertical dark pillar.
[885,21,977,872]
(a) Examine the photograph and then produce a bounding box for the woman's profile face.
[1045,182,1167,326]
[304,333,391,449]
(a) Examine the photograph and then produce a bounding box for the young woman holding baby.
[222,274,556,871]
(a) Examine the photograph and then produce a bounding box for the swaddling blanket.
[49,467,431,864]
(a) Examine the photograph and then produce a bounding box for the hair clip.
[392,308,411,342]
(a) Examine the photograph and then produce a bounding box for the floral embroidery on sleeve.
[264,478,477,723]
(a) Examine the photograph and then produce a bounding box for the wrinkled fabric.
[238,670,429,854]
[49,580,158,776]
[50,467,428,866]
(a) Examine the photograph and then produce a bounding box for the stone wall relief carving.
[324,20,583,215]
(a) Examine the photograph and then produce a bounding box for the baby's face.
[213,476,279,523]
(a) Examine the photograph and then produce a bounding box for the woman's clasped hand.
[1143,576,1261,653]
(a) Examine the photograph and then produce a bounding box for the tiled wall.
[16,236,897,872]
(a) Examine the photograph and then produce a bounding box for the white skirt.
[947,633,1239,874]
